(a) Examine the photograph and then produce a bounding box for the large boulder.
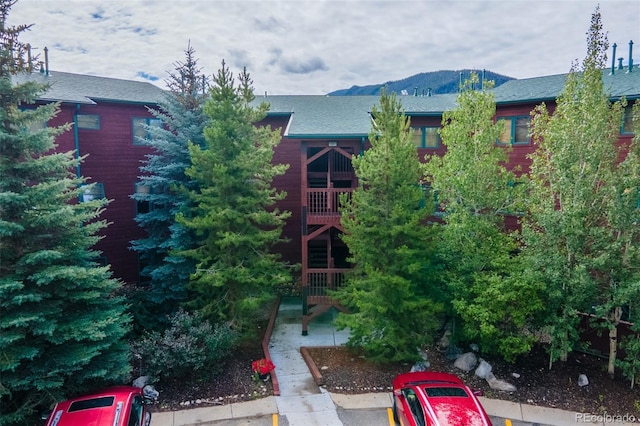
[475,358,492,379]
[132,376,150,388]
[410,361,430,372]
[485,372,517,392]
[453,352,478,372]
[578,374,589,387]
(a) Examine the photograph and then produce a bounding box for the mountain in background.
[328,69,514,96]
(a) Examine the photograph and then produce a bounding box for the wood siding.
[51,101,157,284]
[42,96,636,293]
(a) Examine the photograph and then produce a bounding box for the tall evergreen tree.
[523,7,640,372]
[0,2,131,424]
[422,74,537,361]
[176,61,291,330]
[334,89,444,363]
[130,43,209,331]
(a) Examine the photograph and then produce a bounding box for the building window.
[132,117,162,145]
[80,183,105,202]
[412,126,440,148]
[622,103,636,134]
[497,116,530,145]
[137,255,151,286]
[135,182,165,213]
[419,182,442,214]
[135,182,152,213]
[18,107,47,132]
[77,114,100,130]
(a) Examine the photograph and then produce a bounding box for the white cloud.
[8,0,640,95]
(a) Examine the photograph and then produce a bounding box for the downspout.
[73,103,81,179]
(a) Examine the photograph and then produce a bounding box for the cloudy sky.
[8,0,640,95]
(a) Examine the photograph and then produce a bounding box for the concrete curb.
[151,397,278,426]
[262,296,281,396]
[300,346,326,386]
[300,345,639,426]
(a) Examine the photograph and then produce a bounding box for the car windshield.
[423,387,468,397]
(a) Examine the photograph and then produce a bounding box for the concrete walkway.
[269,297,350,425]
[151,297,636,426]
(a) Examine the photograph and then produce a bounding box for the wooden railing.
[306,188,353,216]
[304,268,350,304]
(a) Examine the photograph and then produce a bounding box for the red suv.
[44,386,153,426]
[392,371,492,426]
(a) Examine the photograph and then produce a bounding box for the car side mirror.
[41,410,52,421]
[393,389,403,397]
[472,389,484,397]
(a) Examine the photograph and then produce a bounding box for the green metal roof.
[14,70,165,105]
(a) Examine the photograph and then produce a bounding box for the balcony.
[304,268,350,305]
[306,188,353,224]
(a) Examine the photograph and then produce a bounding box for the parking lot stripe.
[387,407,395,425]
[272,413,278,426]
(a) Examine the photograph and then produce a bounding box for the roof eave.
[406,112,446,117]
[286,133,368,139]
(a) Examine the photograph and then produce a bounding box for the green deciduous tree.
[523,7,640,372]
[334,89,444,363]
[0,2,131,424]
[422,74,539,362]
[130,43,209,331]
[176,61,291,331]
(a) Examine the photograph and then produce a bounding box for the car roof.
[419,384,490,426]
[47,386,140,426]
[394,372,491,426]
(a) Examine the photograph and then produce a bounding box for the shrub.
[132,309,237,382]
[616,332,640,389]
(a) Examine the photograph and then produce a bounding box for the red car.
[44,386,153,426]
[392,371,492,426]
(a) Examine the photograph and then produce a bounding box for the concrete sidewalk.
[269,297,350,425]
[151,297,636,426]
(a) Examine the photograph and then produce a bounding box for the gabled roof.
[14,66,638,136]
[261,67,639,137]
[492,68,640,104]
[257,95,375,138]
[13,70,165,105]
[258,94,458,138]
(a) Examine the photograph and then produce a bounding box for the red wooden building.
[21,57,639,334]
[15,70,165,285]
